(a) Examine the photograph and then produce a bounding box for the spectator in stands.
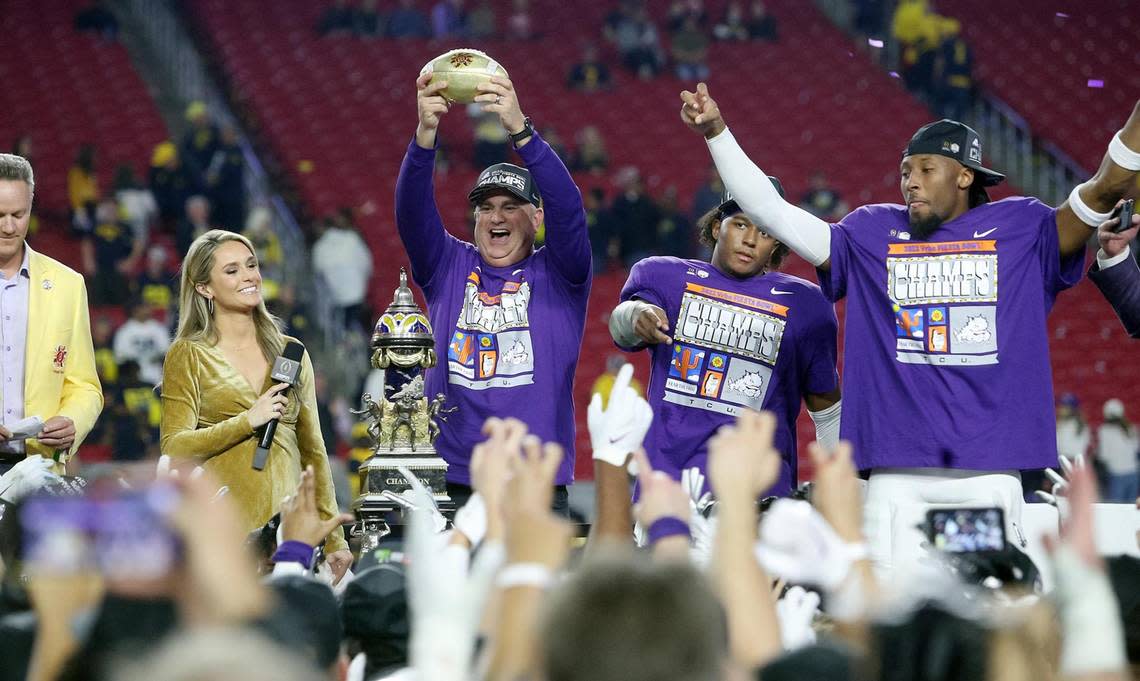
[713,2,748,41]
[666,0,707,33]
[136,245,176,317]
[73,0,119,41]
[149,141,195,233]
[671,15,711,81]
[83,198,139,306]
[317,0,355,35]
[243,206,284,300]
[799,170,849,221]
[934,17,974,120]
[113,164,158,245]
[466,0,496,39]
[180,101,221,191]
[586,187,615,273]
[269,285,313,343]
[0,154,102,475]
[354,0,384,37]
[691,164,724,224]
[567,43,612,92]
[1098,398,1139,502]
[178,195,213,257]
[113,358,162,459]
[206,126,246,232]
[611,166,659,266]
[388,0,432,38]
[892,0,939,97]
[604,0,664,80]
[541,127,570,164]
[654,185,691,257]
[114,298,171,386]
[747,0,778,41]
[571,125,610,174]
[1056,393,1090,462]
[431,0,466,39]
[311,210,373,332]
[507,0,534,40]
[472,108,511,169]
[10,136,32,168]
[68,143,100,235]
[91,314,119,388]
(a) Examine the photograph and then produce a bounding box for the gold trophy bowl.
[420,48,509,104]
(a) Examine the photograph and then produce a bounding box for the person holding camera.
[1088,199,1140,338]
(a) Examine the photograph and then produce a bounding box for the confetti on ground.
[868,38,884,48]
[888,71,900,78]
[1055,11,1069,17]
[1088,79,1104,88]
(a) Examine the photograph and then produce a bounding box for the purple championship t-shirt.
[395,133,591,485]
[819,196,1085,471]
[619,257,839,495]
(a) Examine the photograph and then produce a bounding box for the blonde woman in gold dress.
[160,229,351,581]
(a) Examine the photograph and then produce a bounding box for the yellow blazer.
[159,337,348,553]
[24,246,104,464]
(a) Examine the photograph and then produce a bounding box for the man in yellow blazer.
[0,154,102,475]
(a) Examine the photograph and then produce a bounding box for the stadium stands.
[937,0,1140,173]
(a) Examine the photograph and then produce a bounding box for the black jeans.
[446,481,571,517]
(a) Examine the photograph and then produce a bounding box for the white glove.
[396,465,449,534]
[755,499,866,590]
[0,455,61,503]
[588,363,653,469]
[1034,453,1082,520]
[452,492,487,548]
[776,586,821,651]
[680,467,717,566]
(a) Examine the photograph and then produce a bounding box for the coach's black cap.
[468,162,542,207]
[714,175,785,219]
[903,119,1005,186]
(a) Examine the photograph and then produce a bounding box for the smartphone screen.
[926,507,1005,553]
[20,496,96,574]
[92,485,181,580]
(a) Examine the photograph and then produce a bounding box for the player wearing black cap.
[680,83,1140,575]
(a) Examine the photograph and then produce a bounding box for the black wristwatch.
[509,117,535,148]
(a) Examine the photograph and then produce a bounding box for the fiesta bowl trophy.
[351,268,455,551]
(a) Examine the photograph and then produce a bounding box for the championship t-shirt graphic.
[447,270,535,389]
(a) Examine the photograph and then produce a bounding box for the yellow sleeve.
[57,278,104,459]
[295,351,349,553]
[159,340,255,460]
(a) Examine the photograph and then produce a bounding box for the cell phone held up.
[924,507,1005,553]
[1110,198,1135,234]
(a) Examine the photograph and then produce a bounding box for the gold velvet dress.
[159,337,348,553]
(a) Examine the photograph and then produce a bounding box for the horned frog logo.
[955,315,992,344]
[727,371,765,398]
[450,52,475,68]
[502,340,530,365]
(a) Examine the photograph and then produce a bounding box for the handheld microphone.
[252,341,305,471]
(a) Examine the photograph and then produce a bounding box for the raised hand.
[587,363,653,469]
[1097,198,1140,258]
[415,70,452,148]
[807,440,863,543]
[679,82,726,139]
[707,409,780,503]
[473,76,528,139]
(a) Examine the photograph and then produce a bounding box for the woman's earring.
[207,297,214,315]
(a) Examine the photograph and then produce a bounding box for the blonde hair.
[176,229,284,360]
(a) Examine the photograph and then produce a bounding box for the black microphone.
[252,341,305,471]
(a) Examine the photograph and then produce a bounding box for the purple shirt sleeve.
[799,295,840,395]
[517,132,591,285]
[395,139,460,293]
[1090,255,1140,338]
[1041,203,1086,297]
[817,219,854,302]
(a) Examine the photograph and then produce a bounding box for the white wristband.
[1068,183,1114,227]
[1108,130,1140,171]
[496,562,554,590]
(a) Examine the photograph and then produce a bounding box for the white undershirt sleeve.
[706,128,833,267]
